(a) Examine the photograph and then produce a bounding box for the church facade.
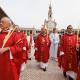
[44,4,57,33]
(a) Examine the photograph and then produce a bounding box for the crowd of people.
[0,16,80,80]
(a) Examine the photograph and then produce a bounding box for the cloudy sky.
[0,0,80,29]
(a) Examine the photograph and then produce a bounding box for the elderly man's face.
[0,18,10,29]
[41,29,47,35]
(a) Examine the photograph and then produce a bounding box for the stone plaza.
[20,58,65,80]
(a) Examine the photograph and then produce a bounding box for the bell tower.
[44,3,57,33]
[48,3,52,21]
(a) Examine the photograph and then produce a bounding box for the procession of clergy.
[0,16,80,80]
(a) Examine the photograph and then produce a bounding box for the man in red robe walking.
[0,17,23,80]
[14,25,28,76]
[59,25,78,80]
[34,25,51,71]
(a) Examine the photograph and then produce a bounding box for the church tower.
[44,3,57,33]
[48,3,52,21]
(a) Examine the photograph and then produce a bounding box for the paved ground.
[20,47,65,80]
[20,58,65,80]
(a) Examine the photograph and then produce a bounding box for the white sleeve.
[10,51,13,59]
[35,48,38,51]
[49,33,53,42]
[60,51,64,56]
[32,37,34,47]
[54,34,60,44]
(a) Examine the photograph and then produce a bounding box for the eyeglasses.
[67,28,72,29]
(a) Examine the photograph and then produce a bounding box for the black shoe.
[28,58,31,60]
[63,71,67,78]
[68,76,73,80]
[43,67,46,71]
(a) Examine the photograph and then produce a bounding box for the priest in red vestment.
[0,17,23,80]
[34,25,51,71]
[59,25,78,80]
[13,25,28,76]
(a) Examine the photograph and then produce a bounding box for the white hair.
[1,17,12,25]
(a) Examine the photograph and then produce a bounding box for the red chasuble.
[34,33,51,63]
[13,31,28,76]
[0,31,23,80]
[59,33,78,72]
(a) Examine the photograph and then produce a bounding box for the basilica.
[44,3,57,33]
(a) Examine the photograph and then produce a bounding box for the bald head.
[0,17,12,29]
[1,17,12,24]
